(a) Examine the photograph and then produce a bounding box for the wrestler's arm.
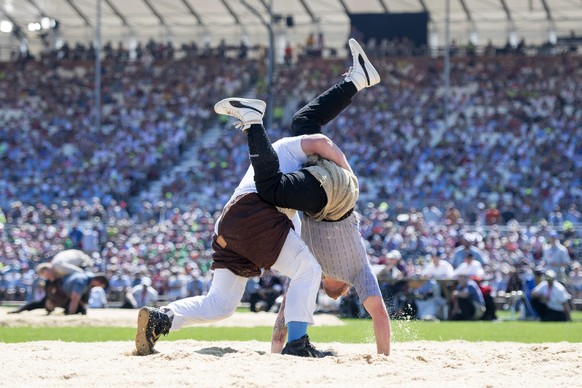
[68,291,82,315]
[300,134,353,173]
[362,295,391,355]
[271,290,288,353]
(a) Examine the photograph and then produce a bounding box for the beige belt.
[216,235,227,249]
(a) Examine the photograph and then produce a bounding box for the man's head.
[37,262,56,281]
[140,277,152,288]
[322,275,350,300]
[549,231,559,244]
[91,274,109,289]
[464,252,474,262]
[462,233,474,248]
[544,270,556,284]
[432,249,444,263]
[386,250,402,264]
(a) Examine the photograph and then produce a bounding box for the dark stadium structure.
[1,0,582,58]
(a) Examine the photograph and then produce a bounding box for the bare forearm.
[319,143,352,173]
[301,135,353,173]
[564,302,572,321]
[363,296,391,355]
[372,314,391,355]
[68,293,81,315]
[271,293,288,353]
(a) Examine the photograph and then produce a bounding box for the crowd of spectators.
[158,53,582,223]
[1,40,581,318]
[0,53,259,208]
[0,197,580,317]
[0,199,216,304]
[14,38,262,65]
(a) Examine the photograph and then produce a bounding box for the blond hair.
[36,262,53,273]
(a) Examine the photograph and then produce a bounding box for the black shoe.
[281,335,335,358]
[135,307,173,355]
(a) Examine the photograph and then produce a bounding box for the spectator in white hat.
[542,231,571,282]
[530,270,572,321]
[122,277,158,309]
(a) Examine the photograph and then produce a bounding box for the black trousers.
[451,297,476,321]
[247,81,357,213]
[531,298,569,322]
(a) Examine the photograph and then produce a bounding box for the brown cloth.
[211,193,294,277]
[45,278,71,311]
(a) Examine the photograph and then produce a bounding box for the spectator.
[567,262,582,299]
[122,277,159,309]
[248,270,284,313]
[530,270,572,321]
[422,250,454,279]
[471,276,497,321]
[542,231,571,282]
[68,225,84,250]
[186,265,208,297]
[565,205,581,224]
[454,253,485,278]
[377,250,404,316]
[452,237,488,268]
[413,279,448,321]
[284,43,293,66]
[88,284,108,308]
[445,205,462,225]
[166,267,188,302]
[415,249,454,320]
[450,273,486,321]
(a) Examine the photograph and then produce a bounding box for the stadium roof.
[1,0,581,56]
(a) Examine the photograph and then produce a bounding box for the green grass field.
[2,311,581,344]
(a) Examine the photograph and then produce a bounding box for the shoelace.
[223,107,244,119]
[344,46,358,77]
[221,106,246,129]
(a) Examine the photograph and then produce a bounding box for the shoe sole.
[135,307,152,356]
[214,98,266,116]
[349,38,380,86]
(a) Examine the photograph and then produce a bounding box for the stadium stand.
[1,39,581,317]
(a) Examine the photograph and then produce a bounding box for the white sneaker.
[214,98,266,131]
[344,38,380,91]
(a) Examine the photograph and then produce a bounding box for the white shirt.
[532,280,572,311]
[131,284,159,308]
[542,242,570,272]
[88,286,108,308]
[51,249,94,277]
[229,135,308,201]
[454,259,485,278]
[217,136,308,230]
[423,260,455,279]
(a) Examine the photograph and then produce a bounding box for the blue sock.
[287,321,308,342]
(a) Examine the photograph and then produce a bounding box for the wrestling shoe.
[214,98,266,132]
[344,38,380,91]
[281,335,336,358]
[135,306,173,355]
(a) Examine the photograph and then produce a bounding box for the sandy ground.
[0,307,344,328]
[1,308,581,387]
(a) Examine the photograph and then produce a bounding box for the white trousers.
[166,228,321,331]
